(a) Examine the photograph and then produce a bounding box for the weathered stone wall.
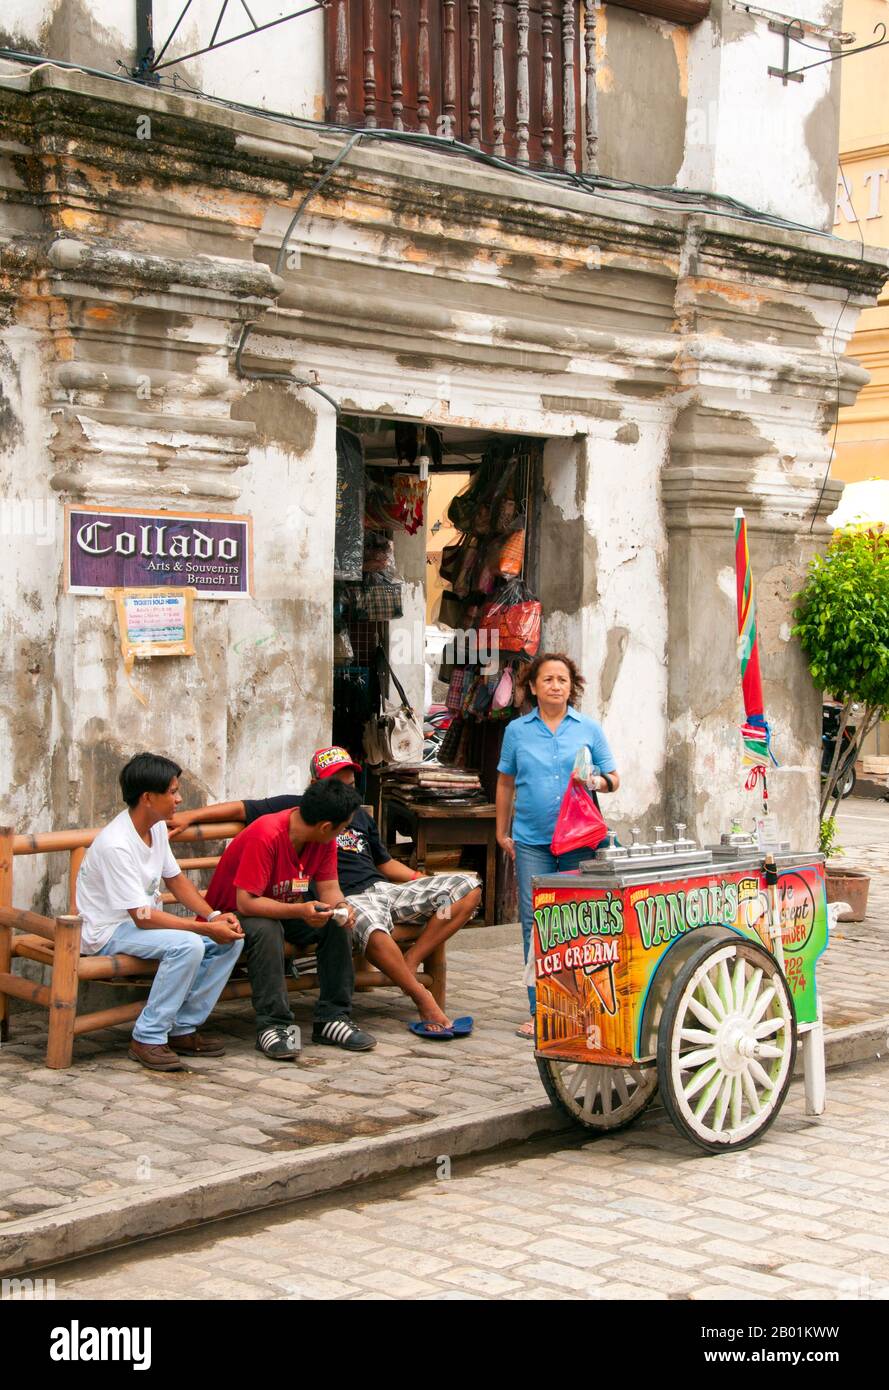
[3,0,843,230]
[0,58,885,914]
[679,0,843,231]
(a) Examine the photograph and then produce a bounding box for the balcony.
[325,0,599,173]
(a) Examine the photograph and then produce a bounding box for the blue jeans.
[100,922,244,1046]
[514,843,599,1015]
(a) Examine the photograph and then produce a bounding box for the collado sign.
[66,505,253,598]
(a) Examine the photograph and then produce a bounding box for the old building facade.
[1,0,886,915]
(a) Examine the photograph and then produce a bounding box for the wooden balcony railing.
[326,0,599,173]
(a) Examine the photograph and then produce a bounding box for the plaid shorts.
[347,872,480,953]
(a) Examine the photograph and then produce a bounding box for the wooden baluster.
[561,0,577,173]
[391,0,404,130]
[443,0,457,139]
[492,0,506,157]
[468,0,482,148]
[516,0,530,165]
[417,0,431,133]
[333,0,350,124]
[541,0,555,168]
[363,0,377,127]
[583,0,599,173]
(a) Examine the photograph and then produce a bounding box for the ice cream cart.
[532,825,828,1153]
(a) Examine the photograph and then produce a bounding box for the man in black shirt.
[171,747,481,1035]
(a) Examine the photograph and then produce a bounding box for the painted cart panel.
[532,861,828,1067]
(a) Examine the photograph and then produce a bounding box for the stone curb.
[0,1096,569,1277]
[2,1017,887,1277]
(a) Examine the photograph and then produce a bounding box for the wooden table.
[380,795,498,927]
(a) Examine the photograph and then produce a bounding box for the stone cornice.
[0,236,282,308]
[1,62,885,300]
[662,466,843,532]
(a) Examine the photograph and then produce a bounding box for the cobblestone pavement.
[41,1056,889,1301]
[1,801,887,1228]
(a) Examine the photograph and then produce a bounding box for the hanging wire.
[808,163,867,532]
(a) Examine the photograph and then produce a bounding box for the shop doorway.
[332,417,543,922]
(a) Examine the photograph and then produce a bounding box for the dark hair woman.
[495,653,621,1039]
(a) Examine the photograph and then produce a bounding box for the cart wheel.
[536,1057,657,1133]
[657,937,796,1153]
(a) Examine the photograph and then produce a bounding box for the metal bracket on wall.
[767,20,806,84]
[135,0,327,78]
[768,19,888,85]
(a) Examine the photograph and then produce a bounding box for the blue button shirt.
[497,706,616,847]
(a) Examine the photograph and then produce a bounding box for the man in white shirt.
[77,753,245,1072]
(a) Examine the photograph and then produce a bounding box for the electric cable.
[0,45,861,241]
[0,43,876,427]
[234,128,365,407]
[808,161,867,532]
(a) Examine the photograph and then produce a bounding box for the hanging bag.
[362,644,424,766]
[477,578,542,659]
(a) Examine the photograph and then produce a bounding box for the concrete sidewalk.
[2,804,888,1275]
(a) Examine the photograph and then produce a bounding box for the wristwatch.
[600,773,614,793]
[206,910,222,922]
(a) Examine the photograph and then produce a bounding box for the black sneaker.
[312,1019,377,1052]
[255,1025,301,1061]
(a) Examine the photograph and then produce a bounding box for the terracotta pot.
[825,867,871,922]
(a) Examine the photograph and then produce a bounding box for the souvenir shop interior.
[332,418,545,922]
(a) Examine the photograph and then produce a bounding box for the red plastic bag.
[551,777,607,856]
[477,579,541,658]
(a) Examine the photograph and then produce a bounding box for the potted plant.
[817,815,870,921]
[793,527,889,922]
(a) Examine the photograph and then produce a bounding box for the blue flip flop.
[449,1016,474,1037]
[409,1021,454,1040]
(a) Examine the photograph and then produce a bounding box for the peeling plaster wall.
[3,0,326,122]
[1,0,135,73]
[679,0,843,229]
[538,429,669,837]
[596,7,687,187]
[0,328,59,911]
[667,529,821,846]
[0,60,885,931]
[227,385,337,800]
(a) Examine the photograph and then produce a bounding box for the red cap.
[310,746,362,780]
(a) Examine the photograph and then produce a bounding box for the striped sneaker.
[312,1019,377,1052]
[255,1025,301,1061]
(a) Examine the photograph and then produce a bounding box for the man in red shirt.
[205,778,375,1060]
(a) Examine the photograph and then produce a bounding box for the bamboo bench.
[0,818,446,1069]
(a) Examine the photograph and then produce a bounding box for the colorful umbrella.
[734,508,778,812]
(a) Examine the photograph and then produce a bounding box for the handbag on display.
[437,715,464,765]
[446,666,469,713]
[361,576,403,621]
[362,644,424,766]
[477,579,541,659]
[491,667,513,710]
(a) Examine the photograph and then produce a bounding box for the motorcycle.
[822,702,857,800]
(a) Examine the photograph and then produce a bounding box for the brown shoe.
[128,1040,186,1072]
[168,1031,226,1057]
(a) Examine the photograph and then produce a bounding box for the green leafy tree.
[793,528,889,820]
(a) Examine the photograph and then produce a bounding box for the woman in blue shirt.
[496,653,620,1039]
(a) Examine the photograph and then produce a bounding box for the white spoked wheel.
[536,1057,658,1133]
[657,938,796,1153]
